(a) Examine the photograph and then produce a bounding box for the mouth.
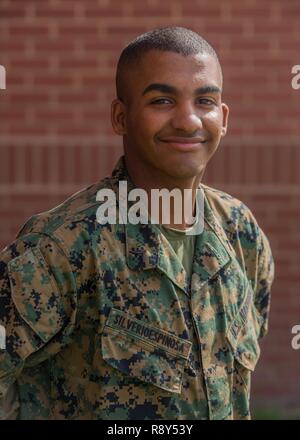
[158,137,207,152]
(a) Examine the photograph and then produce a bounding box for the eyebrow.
[142,83,221,96]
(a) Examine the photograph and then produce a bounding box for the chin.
[162,155,206,179]
[163,162,205,180]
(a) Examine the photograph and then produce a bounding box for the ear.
[221,102,229,137]
[111,98,127,135]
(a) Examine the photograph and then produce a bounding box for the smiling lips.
[159,136,207,151]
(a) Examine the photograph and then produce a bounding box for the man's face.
[112,50,229,183]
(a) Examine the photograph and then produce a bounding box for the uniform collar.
[109,156,232,294]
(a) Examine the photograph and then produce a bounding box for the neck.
[124,156,205,230]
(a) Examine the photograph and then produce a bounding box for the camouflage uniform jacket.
[0,156,274,420]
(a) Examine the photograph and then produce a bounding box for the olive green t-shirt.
[158,223,197,284]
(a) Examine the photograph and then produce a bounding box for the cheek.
[204,109,224,135]
[134,112,167,139]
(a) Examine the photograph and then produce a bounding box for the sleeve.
[251,227,275,339]
[237,206,274,340]
[0,233,77,419]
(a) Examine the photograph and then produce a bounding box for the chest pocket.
[101,308,192,394]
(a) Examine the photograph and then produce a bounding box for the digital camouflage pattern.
[0,156,274,420]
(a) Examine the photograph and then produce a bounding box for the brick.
[0,110,25,120]
[59,59,100,69]
[280,3,300,16]
[7,126,48,136]
[34,6,74,18]
[132,4,172,17]
[81,75,113,86]
[57,126,98,136]
[85,5,125,18]
[10,59,50,69]
[0,6,26,18]
[33,75,73,86]
[231,7,270,18]
[84,40,121,51]
[106,25,150,36]
[36,110,75,121]
[35,42,76,52]
[0,42,26,51]
[279,39,300,50]
[9,93,49,103]
[9,25,49,36]
[58,92,96,103]
[253,22,293,33]
[183,5,221,17]
[204,23,244,34]
[230,40,270,51]
[58,25,99,36]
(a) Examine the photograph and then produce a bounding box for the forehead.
[130,50,222,93]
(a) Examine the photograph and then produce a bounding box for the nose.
[171,103,203,133]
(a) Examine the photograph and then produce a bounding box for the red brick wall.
[1,0,300,416]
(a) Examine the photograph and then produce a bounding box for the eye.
[196,98,216,106]
[150,98,173,105]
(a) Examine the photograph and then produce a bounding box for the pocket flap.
[101,309,192,394]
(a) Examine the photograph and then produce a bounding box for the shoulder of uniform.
[202,183,252,214]
[201,183,260,238]
[16,175,114,242]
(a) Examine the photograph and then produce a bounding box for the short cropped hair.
[116,26,221,101]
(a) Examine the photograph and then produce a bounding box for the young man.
[0,27,274,420]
